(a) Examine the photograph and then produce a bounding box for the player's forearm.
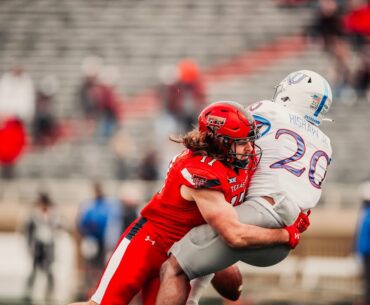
[195,189,290,248]
[204,204,289,248]
[221,223,289,249]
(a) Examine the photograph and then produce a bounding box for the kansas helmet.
[272,70,333,126]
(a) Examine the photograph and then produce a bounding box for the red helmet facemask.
[198,101,261,169]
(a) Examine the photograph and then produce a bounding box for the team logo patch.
[144,235,156,246]
[228,177,237,184]
[207,115,226,128]
[192,175,208,188]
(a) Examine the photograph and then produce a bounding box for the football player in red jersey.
[69,101,303,305]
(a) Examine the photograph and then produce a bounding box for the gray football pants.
[170,199,291,280]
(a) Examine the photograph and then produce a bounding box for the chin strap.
[232,158,249,170]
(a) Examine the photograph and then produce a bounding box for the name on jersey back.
[289,113,319,138]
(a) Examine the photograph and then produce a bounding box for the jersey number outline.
[200,156,217,166]
[230,190,246,206]
[270,129,330,189]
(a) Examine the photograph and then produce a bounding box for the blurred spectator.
[159,59,206,133]
[138,149,160,199]
[0,116,26,178]
[109,128,136,180]
[327,38,354,102]
[353,45,370,103]
[77,182,115,298]
[78,56,104,120]
[356,180,370,305]
[0,63,33,177]
[157,64,178,132]
[32,74,59,147]
[156,65,182,178]
[343,0,370,50]
[139,150,160,181]
[24,192,62,302]
[105,196,139,255]
[78,57,122,142]
[0,62,35,125]
[307,0,353,102]
[0,62,33,178]
[120,198,139,232]
[307,0,345,52]
[96,65,122,141]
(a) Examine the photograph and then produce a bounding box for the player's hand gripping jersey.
[247,100,332,224]
[141,148,253,246]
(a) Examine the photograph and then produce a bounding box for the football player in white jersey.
[155,70,333,305]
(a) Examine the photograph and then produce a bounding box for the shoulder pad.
[180,166,222,189]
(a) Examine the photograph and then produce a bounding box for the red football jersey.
[141,149,253,247]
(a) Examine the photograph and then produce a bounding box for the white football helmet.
[272,70,333,126]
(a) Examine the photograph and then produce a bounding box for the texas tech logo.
[207,115,226,128]
[192,175,208,188]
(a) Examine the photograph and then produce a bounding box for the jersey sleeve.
[248,100,274,138]
[179,164,223,190]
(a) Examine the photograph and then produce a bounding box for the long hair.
[170,128,226,160]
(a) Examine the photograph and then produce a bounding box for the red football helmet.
[198,101,260,169]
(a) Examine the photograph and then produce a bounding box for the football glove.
[284,210,311,249]
[295,210,311,233]
[284,225,300,249]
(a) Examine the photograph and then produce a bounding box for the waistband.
[247,195,300,226]
[249,197,284,224]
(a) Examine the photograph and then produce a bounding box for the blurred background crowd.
[0,0,370,304]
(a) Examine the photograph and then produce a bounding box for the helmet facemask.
[215,127,262,170]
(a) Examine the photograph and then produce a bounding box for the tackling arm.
[180,185,292,248]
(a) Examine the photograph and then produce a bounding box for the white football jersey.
[246,100,332,223]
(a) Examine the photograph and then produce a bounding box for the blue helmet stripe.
[314,80,329,117]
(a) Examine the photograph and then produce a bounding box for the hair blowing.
[170,128,226,160]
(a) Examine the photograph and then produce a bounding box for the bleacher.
[0,0,312,106]
[1,0,369,184]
